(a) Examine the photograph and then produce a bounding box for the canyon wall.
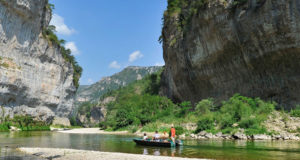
[161,0,300,108]
[0,0,76,123]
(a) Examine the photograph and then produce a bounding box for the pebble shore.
[18,148,208,160]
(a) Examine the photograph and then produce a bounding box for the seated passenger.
[162,131,169,139]
[143,133,148,140]
[153,131,160,141]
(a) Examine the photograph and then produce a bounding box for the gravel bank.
[18,148,208,160]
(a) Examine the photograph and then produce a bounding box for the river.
[0,131,300,160]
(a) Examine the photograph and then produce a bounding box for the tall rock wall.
[0,0,76,122]
[161,0,300,109]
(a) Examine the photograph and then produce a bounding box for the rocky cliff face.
[0,0,76,123]
[161,0,300,108]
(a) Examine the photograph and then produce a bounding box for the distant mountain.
[76,66,162,103]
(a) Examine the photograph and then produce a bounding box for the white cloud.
[155,62,165,66]
[65,42,80,55]
[109,61,121,69]
[129,51,143,62]
[87,78,94,85]
[50,14,76,36]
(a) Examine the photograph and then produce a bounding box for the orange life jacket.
[171,128,176,137]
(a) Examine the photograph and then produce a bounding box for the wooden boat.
[133,138,182,147]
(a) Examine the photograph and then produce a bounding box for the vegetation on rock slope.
[162,0,249,41]
[76,66,162,103]
[43,2,82,88]
[83,68,300,137]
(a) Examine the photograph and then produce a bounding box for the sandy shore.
[57,128,165,138]
[57,128,129,135]
[18,148,208,160]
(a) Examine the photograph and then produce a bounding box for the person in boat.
[143,133,148,140]
[162,131,169,142]
[162,131,168,139]
[153,131,160,141]
[171,125,176,143]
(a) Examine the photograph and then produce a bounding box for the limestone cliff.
[0,0,77,123]
[161,0,300,108]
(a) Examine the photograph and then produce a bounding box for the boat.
[133,138,182,147]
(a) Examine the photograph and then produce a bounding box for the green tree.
[177,101,192,117]
[195,98,215,114]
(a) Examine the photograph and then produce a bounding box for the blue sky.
[49,0,167,85]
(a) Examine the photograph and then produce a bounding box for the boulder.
[221,134,232,140]
[204,133,213,139]
[215,132,223,138]
[272,135,282,140]
[9,126,21,132]
[190,134,196,138]
[197,131,207,136]
[179,134,186,139]
[252,134,272,140]
[233,132,247,140]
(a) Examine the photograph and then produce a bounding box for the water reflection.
[0,131,300,160]
[141,146,183,157]
[143,148,148,155]
[0,146,41,160]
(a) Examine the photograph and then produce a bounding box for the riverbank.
[18,148,208,160]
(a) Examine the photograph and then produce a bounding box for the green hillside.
[74,66,300,139]
[76,66,162,103]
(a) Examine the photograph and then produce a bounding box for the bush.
[115,109,134,129]
[221,128,234,134]
[0,122,10,132]
[244,124,268,135]
[0,115,50,132]
[177,101,192,117]
[21,125,50,131]
[193,94,275,135]
[195,114,214,133]
[69,115,78,126]
[175,126,184,136]
[291,105,300,117]
[141,122,159,132]
[195,98,215,114]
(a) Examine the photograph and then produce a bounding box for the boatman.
[171,125,176,143]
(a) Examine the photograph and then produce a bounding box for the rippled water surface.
[1,131,300,160]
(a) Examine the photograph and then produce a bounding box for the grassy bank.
[50,125,82,129]
[0,115,50,132]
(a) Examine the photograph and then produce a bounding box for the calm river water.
[1,131,300,160]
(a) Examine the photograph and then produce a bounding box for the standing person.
[171,125,176,143]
